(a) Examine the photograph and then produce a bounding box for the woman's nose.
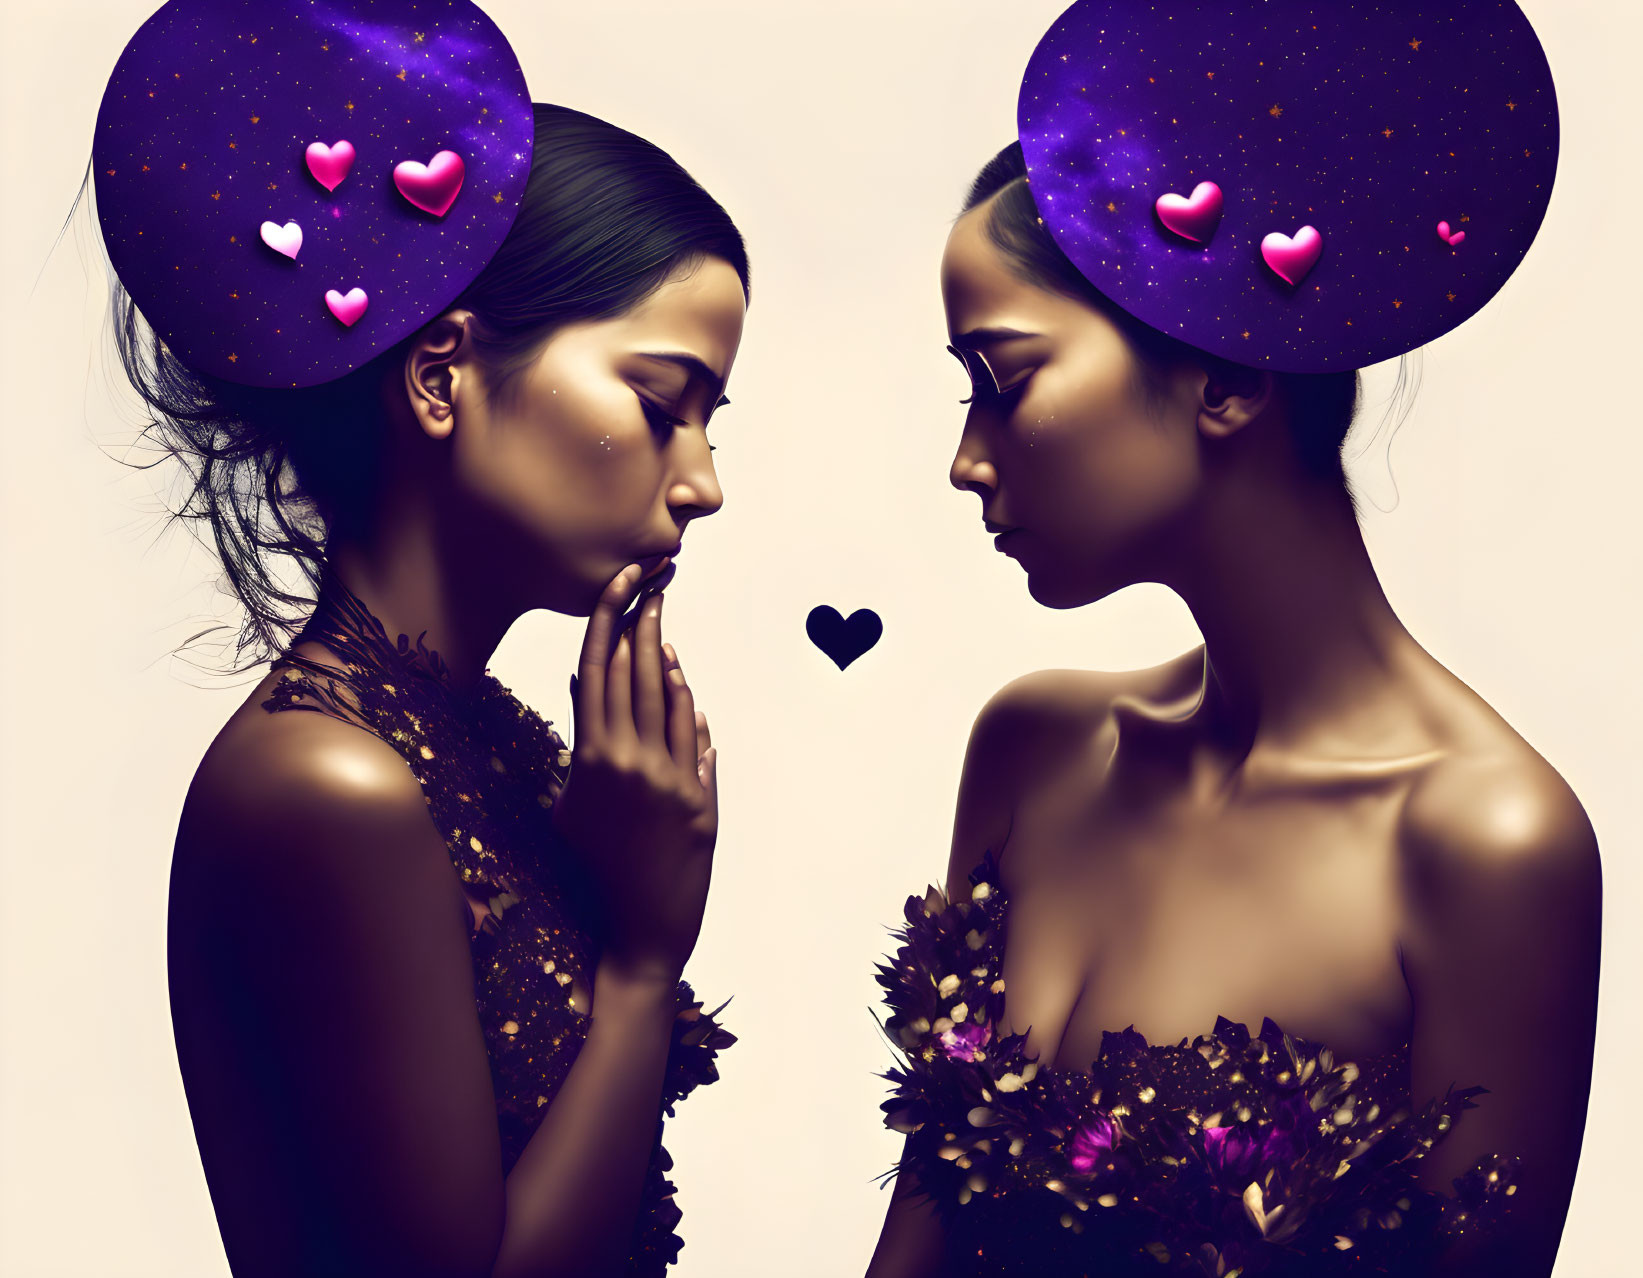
[668,433,724,521]
[950,439,999,498]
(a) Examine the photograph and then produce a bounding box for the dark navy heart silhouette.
[806,605,882,671]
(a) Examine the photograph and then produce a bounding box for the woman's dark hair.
[962,143,1360,484]
[107,103,750,668]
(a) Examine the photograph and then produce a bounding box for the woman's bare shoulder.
[1396,665,1599,885]
[1391,683,1600,981]
[966,649,1205,762]
[944,650,1205,893]
[1397,732,1599,907]
[174,667,441,899]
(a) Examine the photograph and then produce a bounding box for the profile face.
[451,256,746,615]
[941,203,1204,609]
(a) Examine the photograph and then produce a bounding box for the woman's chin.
[1023,565,1124,611]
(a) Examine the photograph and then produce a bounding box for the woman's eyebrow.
[634,351,728,400]
[950,326,1040,349]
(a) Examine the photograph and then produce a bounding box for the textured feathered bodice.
[263,582,732,1275]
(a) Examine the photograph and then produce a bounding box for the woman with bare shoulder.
[866,4,1597,1277]
[91,5,744,1275]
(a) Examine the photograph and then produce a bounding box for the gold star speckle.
[1269,104,1284,118]
[210,190,221,200]
[105,169,115,177]
[493,192,504,204]
[1382,127,1394,139]
[266,182,278,190]
[1506,100,1517,111]
[227,353,237,363]
[397,69,407,80]
[229,235,236,243]
[320,42,329,52]
[1393,299,1403,308]
[413,30,426,43]
[344,101,355,112]
[1446,291,1457,302]
[1242,330,1251,339]
[1107,201,1117,212]
[250,114,260,123]
[179,162,188,170]
[1409,38,1422,51]
[1206,70,1216,79]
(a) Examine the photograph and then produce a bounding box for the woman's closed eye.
[948,344,1030,406]
[638,395,717,452]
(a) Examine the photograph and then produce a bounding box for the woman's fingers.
[697,746,719,819]
[576,565,642,746]
[695,708,712,758]
[632,594,667,746]
[663,643,697,769]
[606,628,635,744]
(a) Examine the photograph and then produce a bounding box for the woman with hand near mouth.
[90,4,744,1274]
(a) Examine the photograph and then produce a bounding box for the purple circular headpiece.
[1018,1,1558,373]
[93,0,534,389]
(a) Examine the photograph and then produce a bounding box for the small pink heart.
[393,149,465,217]
[1155,180,1225,243]
[1436,220,1466,247]
[1260,225,1324,286]
[305,140,356,192]
[325,287,369,327]
[259,219,302,259]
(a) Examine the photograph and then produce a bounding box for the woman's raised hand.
[551,564,718,987]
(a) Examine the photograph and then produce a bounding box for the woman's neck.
[1167,474,1421,761]
[323,497,517,694]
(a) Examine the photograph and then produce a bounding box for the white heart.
[260,220,302,260]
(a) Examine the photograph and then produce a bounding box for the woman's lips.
[993,529,1023,553]
[635,544,682,578]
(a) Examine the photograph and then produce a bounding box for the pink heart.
[259,219,302,259]
[325,287,369,327]
[1260,225,1324,286]
[393,149,465,217]
[305,140,355,192]
[1436,220,1467,247]
[1155,181,1225,243]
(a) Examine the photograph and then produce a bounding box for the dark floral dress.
[263,581,733,1276]
[878,855,1519,1276]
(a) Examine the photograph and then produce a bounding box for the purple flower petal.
[1068,1112,1116,1173]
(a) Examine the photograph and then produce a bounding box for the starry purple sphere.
[1018,0,1559,373]
[92,0,535,389]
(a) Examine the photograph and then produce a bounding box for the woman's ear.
[1194,360,1274,441]
[403,310,475,440]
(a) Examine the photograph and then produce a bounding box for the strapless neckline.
[875,850,1518,1276]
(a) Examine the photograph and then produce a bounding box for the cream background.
[2,1,1637,1274]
